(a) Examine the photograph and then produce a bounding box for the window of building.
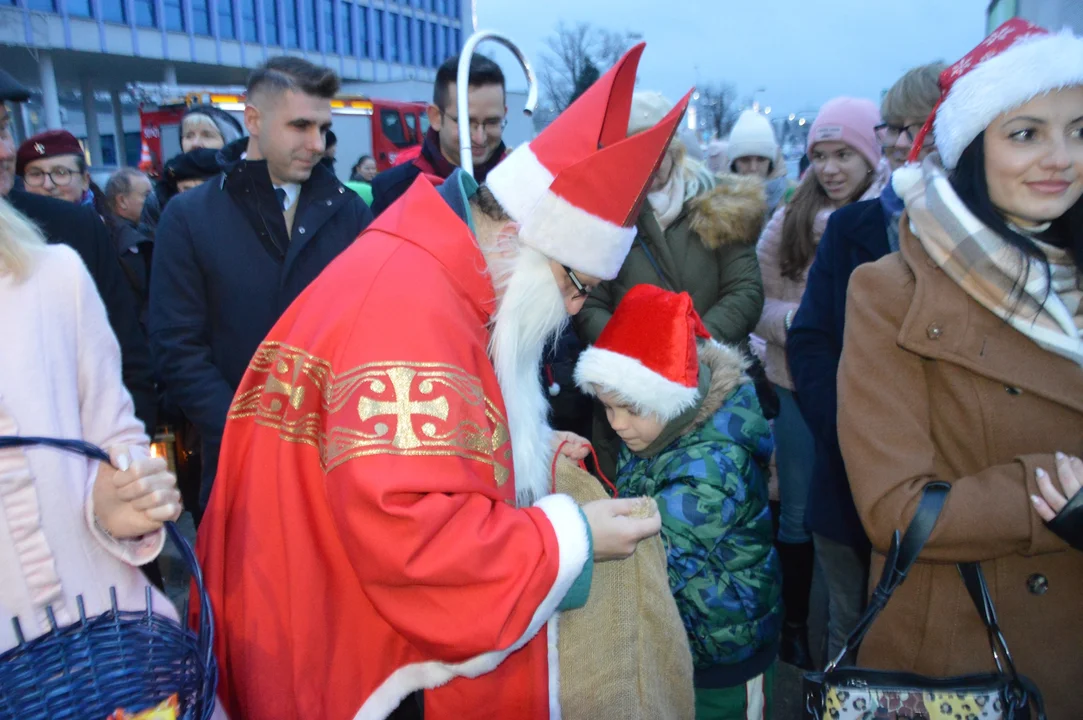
[303,0,316,49]
[401,14,412,64]
[388,11,399,63]
[343,1,353,56]
[418,18,427,67]
[359,4,368,57]
[443,24,451,57]
[242,0,258,41]
[100,0,125,22]
[67,0,93,17]
[163,0,183,30]
[452,26,459,54]
[373,8,384,59]
[285,0,299,47]
[134,0,156,27]
[218,0,236,38]
[265,0,279,43]
[322,0,335,52]
[27,0,56,11]
[191,0,210,34]
[430,21,440,66]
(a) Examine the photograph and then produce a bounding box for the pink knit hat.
[806,97,882,170]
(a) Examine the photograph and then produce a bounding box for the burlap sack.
[554,458,695,720]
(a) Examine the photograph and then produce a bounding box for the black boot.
[776,540,815,670]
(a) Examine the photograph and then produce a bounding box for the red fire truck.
[132,85,428,183]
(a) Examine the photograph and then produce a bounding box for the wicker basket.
[0,437,217,720]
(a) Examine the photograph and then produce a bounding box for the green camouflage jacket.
[615,343,782,672]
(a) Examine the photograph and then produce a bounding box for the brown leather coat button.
[1027,573,1048,595]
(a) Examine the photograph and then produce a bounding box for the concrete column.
[111,90,129,167]
[38,52,62,130]
[80,76,104,166]
[164,63,178,86]
[13,103,29,144]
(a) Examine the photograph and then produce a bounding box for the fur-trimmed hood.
[687,173,768,249]
[684,341,751,436]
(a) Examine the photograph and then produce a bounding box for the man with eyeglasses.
[369,54,509,216]
[0,71,157,437]
[785,62,946,669]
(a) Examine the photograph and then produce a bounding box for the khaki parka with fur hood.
[575,173,768,480]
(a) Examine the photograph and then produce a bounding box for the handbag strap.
[636,235,674,292]
[0,435,111,462]
[825,481,950,669]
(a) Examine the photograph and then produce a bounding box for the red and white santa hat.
[907,18,1083,171]
[574,284,713,421]
[487,45,692,281]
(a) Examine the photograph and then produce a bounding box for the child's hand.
[93,446,182,539]
[552,431,591,461]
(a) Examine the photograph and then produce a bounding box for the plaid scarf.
[898,154,1083,367]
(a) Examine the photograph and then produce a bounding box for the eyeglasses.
[874,122,933,147]
[563,265,594,300]
[441,111,508,134]
[23,166,75,187]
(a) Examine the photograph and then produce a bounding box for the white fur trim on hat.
[486,143,555,224]
[574,346,700,421]
[936,29,1083,169]
[486,144,635,281]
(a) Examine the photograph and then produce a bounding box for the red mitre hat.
[487,44,692,281]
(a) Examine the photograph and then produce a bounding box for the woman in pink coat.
[0,195,182,654]
[754,97,889,667]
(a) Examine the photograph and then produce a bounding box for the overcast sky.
[475,0,990,116]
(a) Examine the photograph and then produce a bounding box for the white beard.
[488,245,570,507]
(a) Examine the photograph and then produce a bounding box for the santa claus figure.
[196,43,691,720]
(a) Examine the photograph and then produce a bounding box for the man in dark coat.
[149,57,373,508]
[0,75,157,435]
[369,54,508,216]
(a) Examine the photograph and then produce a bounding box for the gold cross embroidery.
[357,367,450,450]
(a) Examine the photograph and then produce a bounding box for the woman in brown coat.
[838,20,1083,717]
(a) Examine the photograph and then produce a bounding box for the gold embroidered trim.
[229,342,512,482]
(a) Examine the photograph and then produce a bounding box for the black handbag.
[803,482,1045,719]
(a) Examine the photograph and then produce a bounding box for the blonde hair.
[0,197,47,282]
[667,139,718,201]
[881,62,947,125]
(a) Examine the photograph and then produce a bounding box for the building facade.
[0,0,471,164]
[987,0,1083,33]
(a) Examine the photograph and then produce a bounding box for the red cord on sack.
[550,439,619,498]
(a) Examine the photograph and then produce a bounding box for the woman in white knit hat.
[727,110,792,217]
[575,91,770,482]
[837,20,1083,715]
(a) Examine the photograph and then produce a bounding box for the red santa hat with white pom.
[895,18,1083,192]
[487,45,693,281]
[574,284,719,421]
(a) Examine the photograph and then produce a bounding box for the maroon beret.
[16,130,84,176]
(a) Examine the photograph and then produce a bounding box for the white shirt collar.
[275,183,301,210]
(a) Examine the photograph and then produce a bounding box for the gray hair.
[105,167,148,213]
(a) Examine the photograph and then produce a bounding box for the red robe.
[195,177,590,720]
